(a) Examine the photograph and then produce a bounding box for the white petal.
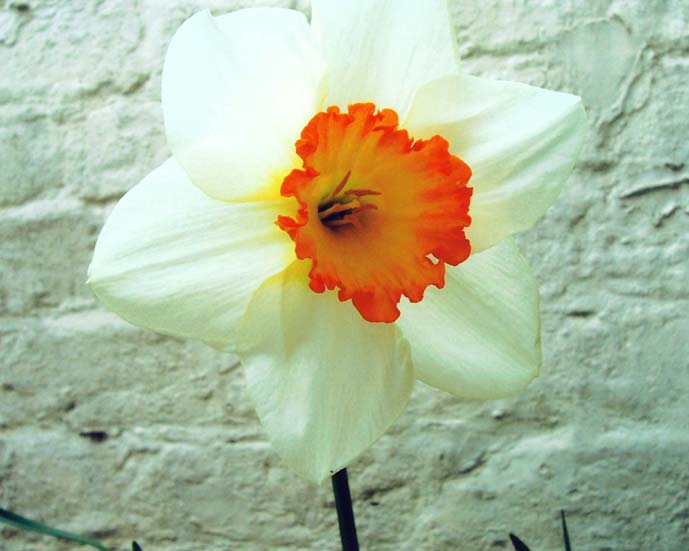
[311,0,459,117]
[397,238,541,400]
[162,9,326,201]
[236,262,414,483]
[406,74,587,252]
[88,158,295,346]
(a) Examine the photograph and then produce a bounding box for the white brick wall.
[1,1,688,549]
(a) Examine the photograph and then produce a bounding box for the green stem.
[0,507,112,551]
[331,469,359,551]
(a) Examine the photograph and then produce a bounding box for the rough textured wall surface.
[1,0,688,550]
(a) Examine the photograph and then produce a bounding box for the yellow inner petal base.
[277,103,473,323]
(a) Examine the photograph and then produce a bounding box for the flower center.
[316,171,381,229]
[277,103,473,323]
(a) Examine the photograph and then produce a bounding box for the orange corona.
[277,103,473,323]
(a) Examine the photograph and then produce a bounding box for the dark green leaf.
[509,533,533,551]
[0,507,112,551]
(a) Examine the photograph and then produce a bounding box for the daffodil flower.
[88,0,586,483]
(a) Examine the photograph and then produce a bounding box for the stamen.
[327,204,378,230]
[318,170,381,230]
[347,189,382,197]
[329,215,361,229]
[330,170,352,198]
[319,198,378,229]
[318,199,362,221]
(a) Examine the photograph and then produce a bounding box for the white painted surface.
[1,1,688,549]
